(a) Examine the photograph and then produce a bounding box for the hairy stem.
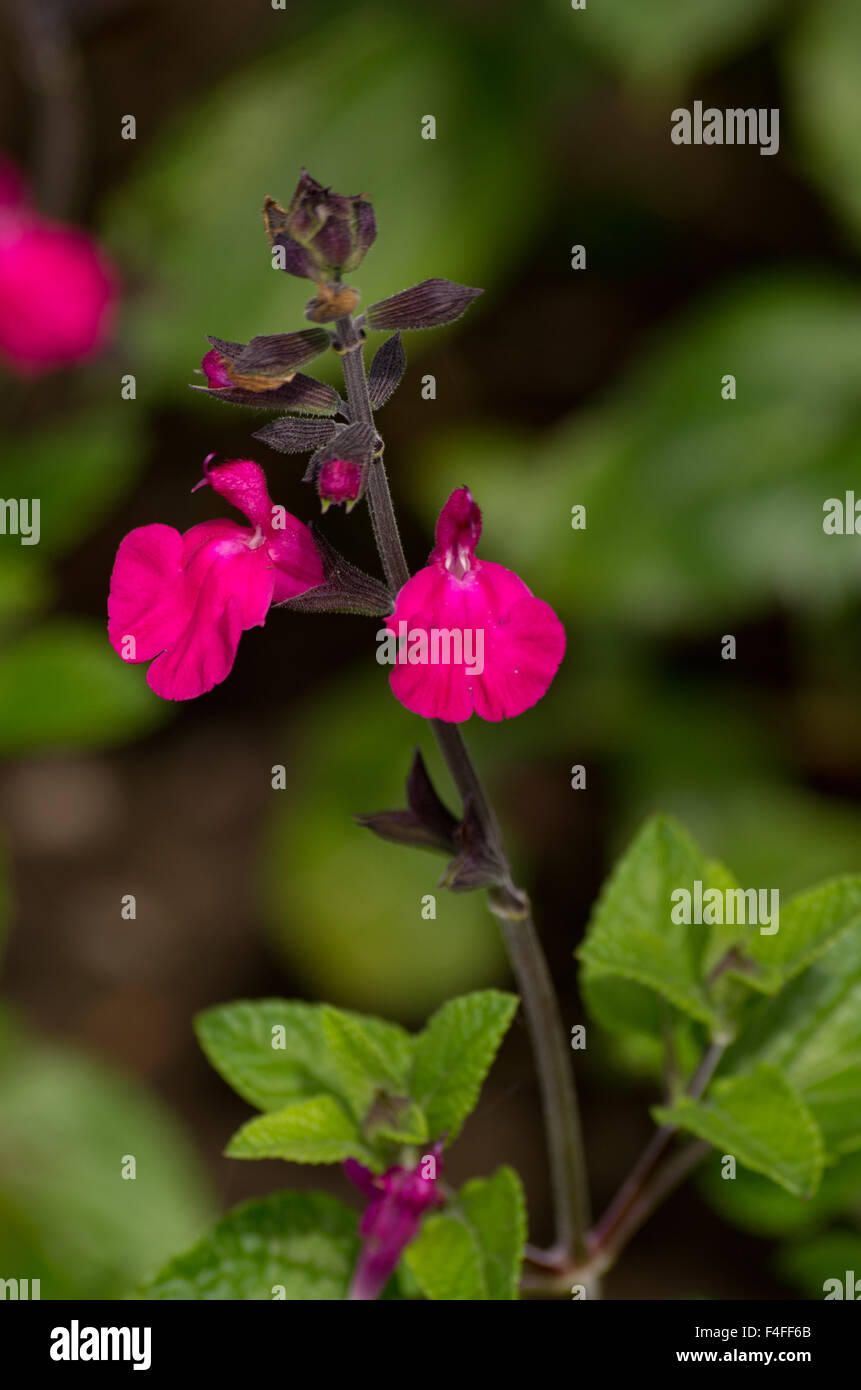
[336,312,591,1263]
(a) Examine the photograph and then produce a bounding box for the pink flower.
[386,486,565,723]
[317,457,363,512]
[108,459,324,701]
[0,155,116,375]
[200,347,234,389]
[344,1145,445,1301]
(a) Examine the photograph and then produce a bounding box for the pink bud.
[317,457,364,512]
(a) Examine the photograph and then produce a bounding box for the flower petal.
[147,541,274,701]
[387,559,564,722]
[108,524,187,663]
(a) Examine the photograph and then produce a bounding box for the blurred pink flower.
[344,1144,445,1301]
[108,459,324,701]
[0,154,116,375]
[386,486,565,722]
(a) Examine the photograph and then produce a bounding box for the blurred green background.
[1,0,860,1298]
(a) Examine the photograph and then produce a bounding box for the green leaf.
[579,815,719,1030]
[196,999,357,1112]
[654,1065,825,1198]
[732,876,861,995]
[0,1044,211,1299]
[405,1166,526,1300]
[699,1148,861,1239]
[225,1095,373,1166]
[567,0,784,82]
[140,1192,358,1300]
[410,991,518,1143]
[786,0,861,250]
[320,1007,413,1118]
[721,925,861,1157]
[319,1008,427,1145]
[196,998,423,1149]
[0,619,168,755]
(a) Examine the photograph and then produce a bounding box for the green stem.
[336,312,591,1264]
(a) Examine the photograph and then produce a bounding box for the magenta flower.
[345,1145,445,1300]
[0,154,116,375]
[385,487,565,723]
[317,457,363,512]
[108,459,324,701]
[200,347,234,389]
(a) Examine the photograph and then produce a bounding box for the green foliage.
[405,1166,526,1300]
[654,1066,824,1198]
[140,1192,359,1300]
[199,991,517,1169]
[787,0,861,249]
[0,1035,211,1299]
[581,813,861,1202]
[0,620,167,755]
[578,815,719,1029]
[721,926,861,1158]
[227,1096,375,1166]
[410,991,519,1143]
[734,878,861,995]
[569,0,785,81]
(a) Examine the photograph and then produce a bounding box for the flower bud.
[317,457,364,512]
[263,171,376,281]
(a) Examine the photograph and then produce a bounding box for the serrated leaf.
[405,1166,525,1300]
[721,925,861,1157]
[195,1000,346,1111]
[319,1005,414,1122]
[226,1095,373,1165]
[654,1066,825,1198]
[409,991,518,1142]
[579,815,719,1029]
[140,1191,358,1300]
[733,876,861,995]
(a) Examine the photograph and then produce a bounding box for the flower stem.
[586,1040,726,1267]
[336,312,591,1264]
